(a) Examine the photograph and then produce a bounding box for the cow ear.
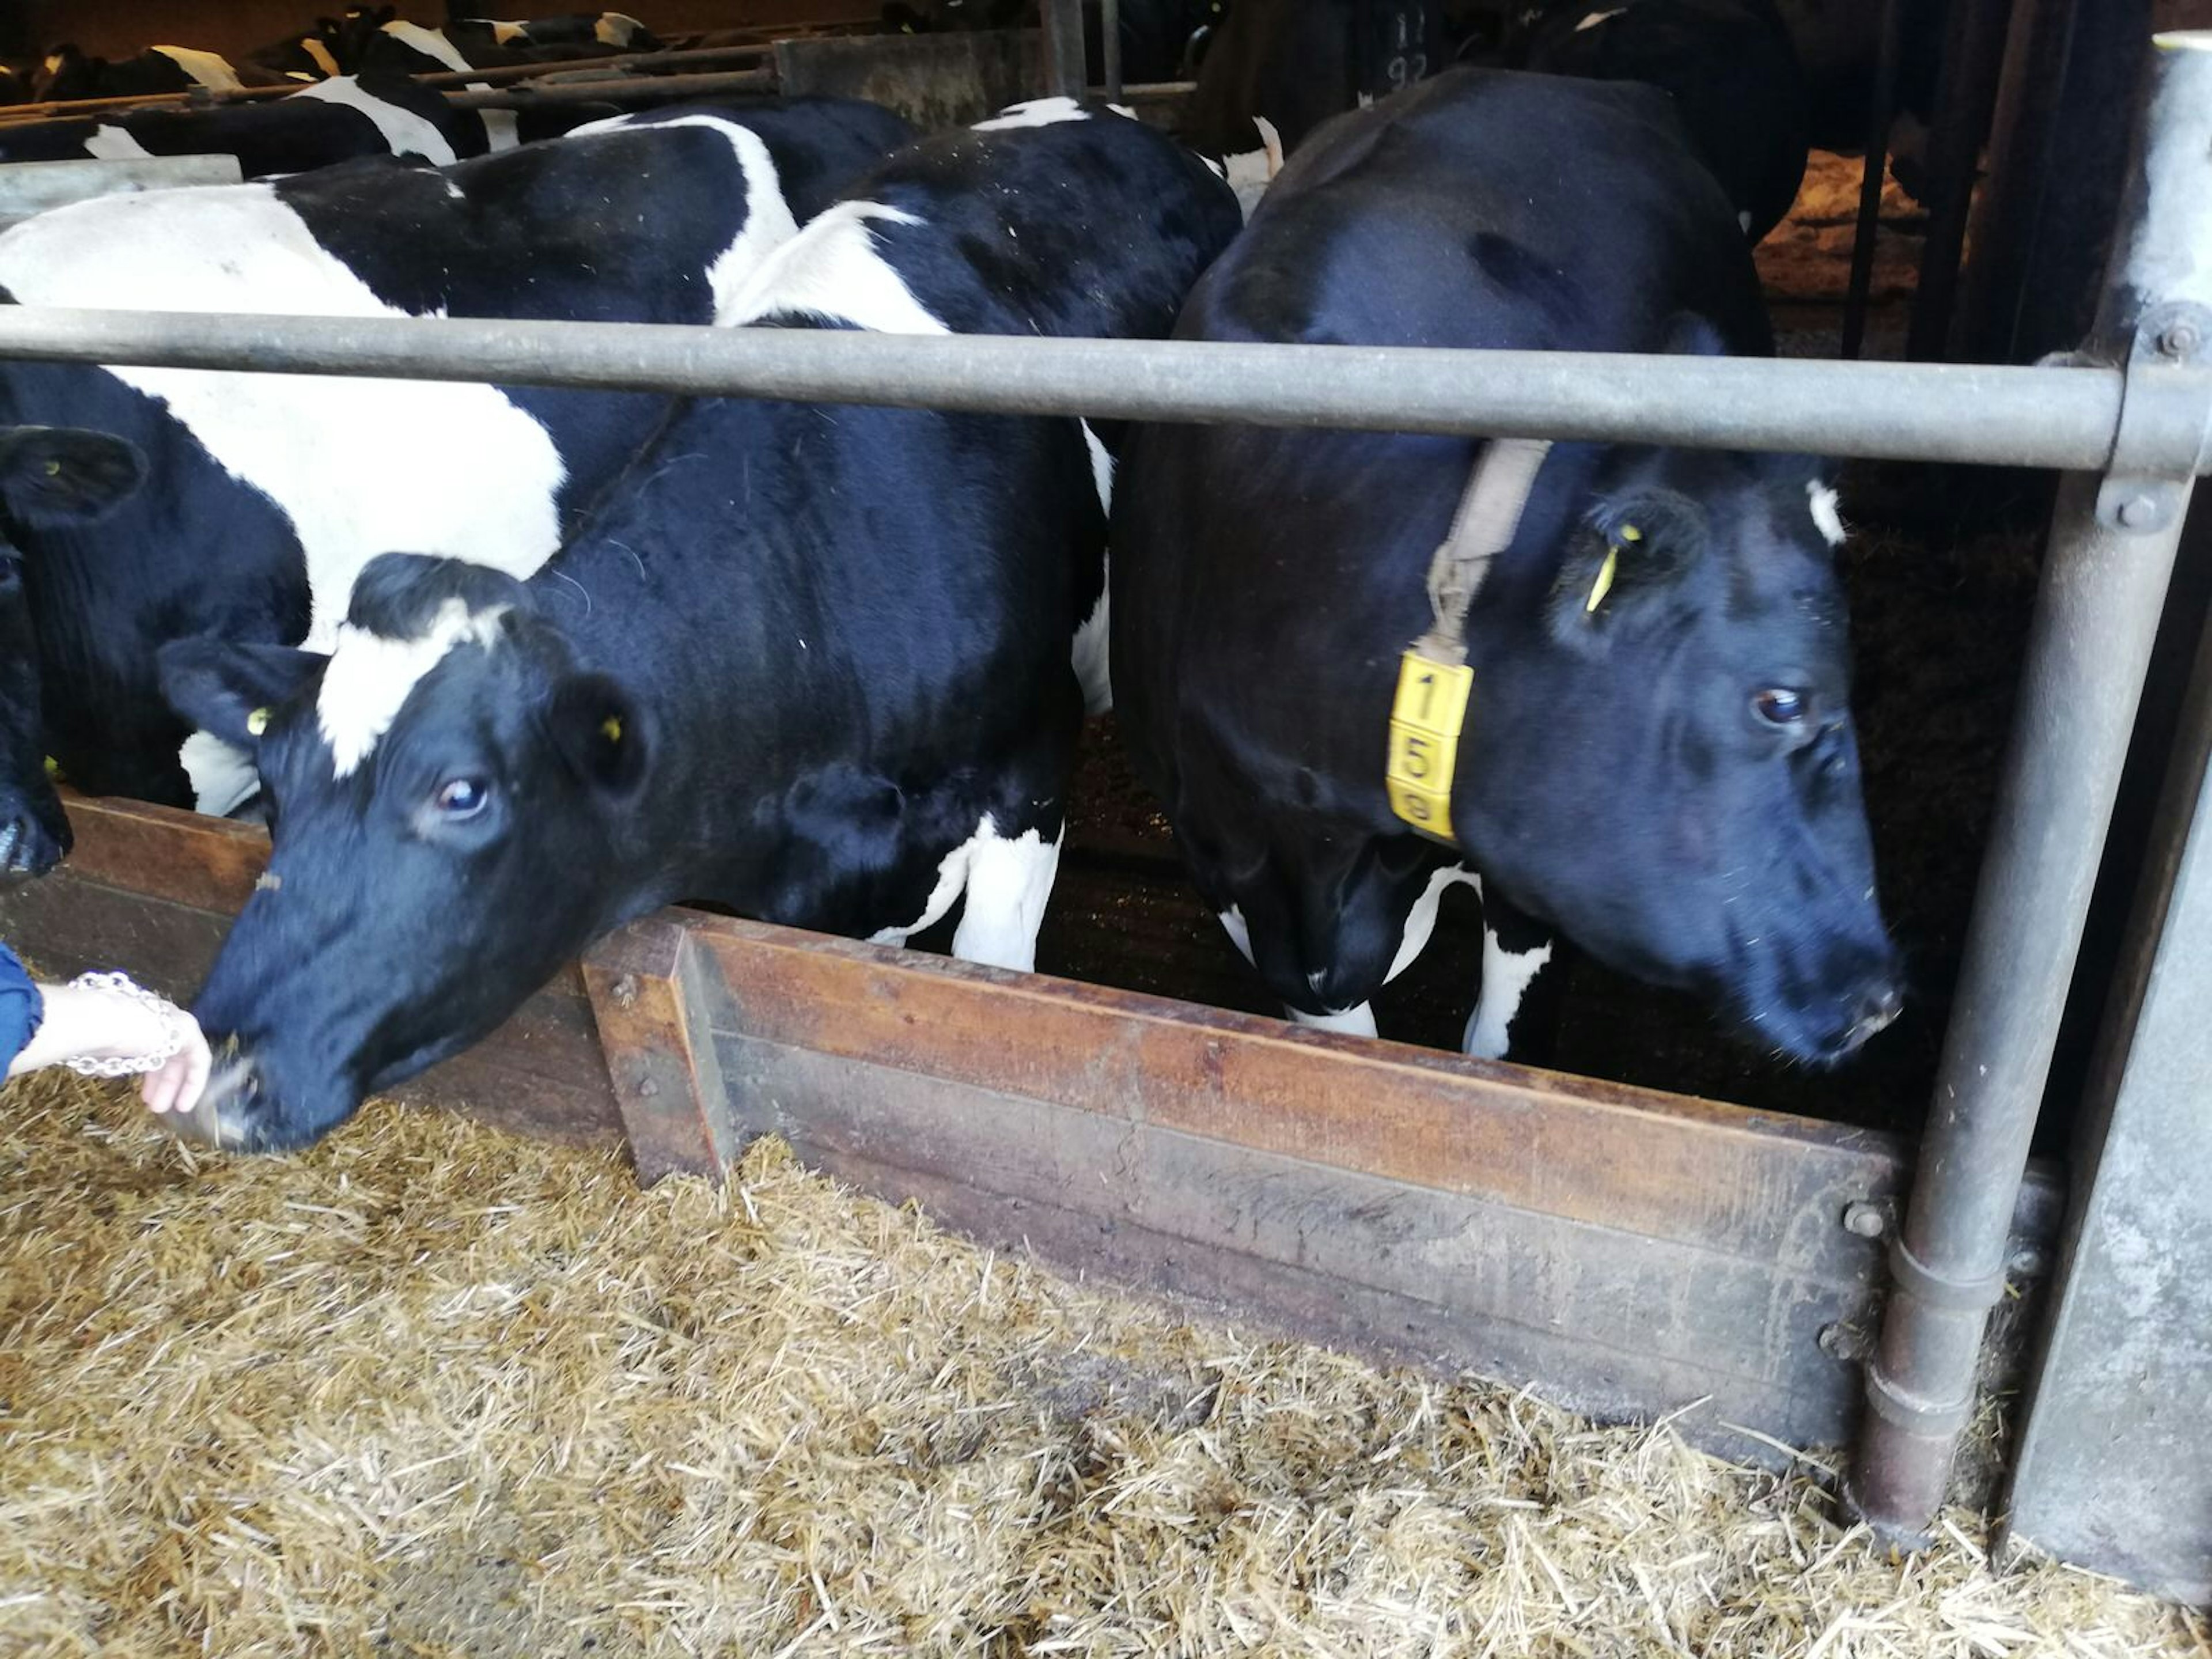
[158,638,328,751]
[1547,498,1705,644]
[548,672,647,797]
[0,428,146,527]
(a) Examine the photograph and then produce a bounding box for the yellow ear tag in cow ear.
[43,458,60,477]
[1586,547,1620,614]
[245,707,270,737]
[600,715,623,744]
[1619,523,1642,542]
[1385,649,1474,843]
[43,755,59,779]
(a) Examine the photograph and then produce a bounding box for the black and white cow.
[1112,68,1902,1066]
[0,75,486,173]
[1516,0,1809,241]
[444,12,665,55]
[0,97,915,878]
[32,44,298,103]
[0,429,149,879]
[159,99,1243,1152]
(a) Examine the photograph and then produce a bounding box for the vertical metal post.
[1841,0,1907,360]
[1038,0,1088,96]
[1850,29,2212,1540]
[1101,0,1125,99]
[1904,0,2017,361]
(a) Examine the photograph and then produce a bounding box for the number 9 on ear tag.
[1385,649,1472,842]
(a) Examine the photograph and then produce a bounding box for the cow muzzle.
[0,790,69,883]
[164,1043,345,1154]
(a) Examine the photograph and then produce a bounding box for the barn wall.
[1,1,880,61]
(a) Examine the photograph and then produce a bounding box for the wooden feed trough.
[0,790,2062,1471]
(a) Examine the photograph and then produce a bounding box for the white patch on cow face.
[318,597,509,778]
[381,21,472,70]
[1290,1002,1378,1038]
[597,14,647,46]
[1808,480,1847,547]
[0,185,569,654]
[1464,928,1554,1060]
[1218,905,1255,964]
[619,115,800,318]
[149,45,245,90]
[723,202,945,334]
[180,730,262,818]
[300,36,341,78]
[1575,6,1626,29]
[84,124,154,161]
[868,812,1061,973]
[296,75,459,164]
[1387,862,1480,983]
[972,96,1092,131]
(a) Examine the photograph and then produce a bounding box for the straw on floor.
[1,1071,2202,1657]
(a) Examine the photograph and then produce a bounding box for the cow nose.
[0,807,65,882]
[163,1045,267,1152]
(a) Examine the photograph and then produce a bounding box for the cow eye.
[433,776,491,819]
[1752,688,1807,726]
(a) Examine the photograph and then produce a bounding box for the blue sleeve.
[0,943,42,1073]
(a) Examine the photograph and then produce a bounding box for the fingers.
[141,1012,213,1118]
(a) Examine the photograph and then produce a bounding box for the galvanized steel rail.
[0,307,2205,475]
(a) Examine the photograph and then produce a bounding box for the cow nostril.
[1853,983,1905,1041]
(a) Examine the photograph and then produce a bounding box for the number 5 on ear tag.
[1385,649,1473,842]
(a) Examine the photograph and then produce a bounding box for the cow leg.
[951,813,1064,973]
[1463,885,1566,1064]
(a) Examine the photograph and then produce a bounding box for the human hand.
[141,1017,214,1119]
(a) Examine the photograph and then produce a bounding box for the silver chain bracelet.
[59,971,190,1078]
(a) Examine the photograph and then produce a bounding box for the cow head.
[1457,441,1901,1064]
[160,553,650,1151]
[32,46,97,103]
[0,426,147,881]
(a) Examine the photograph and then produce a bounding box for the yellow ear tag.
[43,458,60,477]
[1618,523,1642,542]
[1586,547,1620,613]
[245,707,270,737]
[1385,649,1474,842]
[600,715,623,744]
[43,755,59,779]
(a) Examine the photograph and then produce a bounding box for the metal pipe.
[1842,0,1906,359]
[1850,27,2212,1541]
[1905,0,2015,361]
[444,69,776,108]
[407,42,771,89]
[0,304,2202,472]
[1039,0,1089,95]
[1102,0,1126,101]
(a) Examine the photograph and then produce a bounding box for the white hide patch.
[318,598,510,778]
[1808,480,1847,548]
[1291,1002,1379,1039]
[296,76,459,164]
[1575,6,1626,29]
[1463,929,1554,1060]
[0,186,569,653]
[597,14,648,46]
[723,202,944,334]
[301,36,342,78]
[150,45,245,90]
[492,20,528,44]
[381,21,472,71]
[1387,863,1480,983]
[83,124,154,161]
[972,97,1092,131]
[627,115,799,318]
[868,813,1062,973]
[1218,905,1255,964]
[180,729,262,818]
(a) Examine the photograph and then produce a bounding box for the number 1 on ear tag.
[1385,649,1472,842]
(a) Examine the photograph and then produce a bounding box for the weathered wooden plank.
[48,791,268,914]
[721,1038,1870,1456]
[582,916,738,1182]
[686,914,1908,1270]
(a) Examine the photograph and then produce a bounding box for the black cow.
[1113,68,1901,1066]
[1082,0,1232,84]
[32,44,298,102]
[1518,0,1809,240]
[160,100,1242,1152]
[0,97,914,878]
[0,429,148,879]
[1181,0,1441,155]
[0,75,488,173]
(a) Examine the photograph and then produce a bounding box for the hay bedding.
[0,1074,2200,1658]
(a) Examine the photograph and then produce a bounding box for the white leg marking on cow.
[1575,6,1626,29]
[722,201,945,334]
[0,186,570,649]
[1463,930,1554,1060]
[381,21,474,70]
[953,817,1062,972]
[318,597,510,778]
[1218,904,1255,964]
[625,115,800,316]
[84,124,154,161]
[150,46,245,90]
[300,36,341,78]
[1385,862,1480,983]
[180,730,262,819]
[1808,480,1847,548]
[1290,1002,1378,1039]
[972,96,1092,131]
[295,75,459,164]
[480,111,521,150]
